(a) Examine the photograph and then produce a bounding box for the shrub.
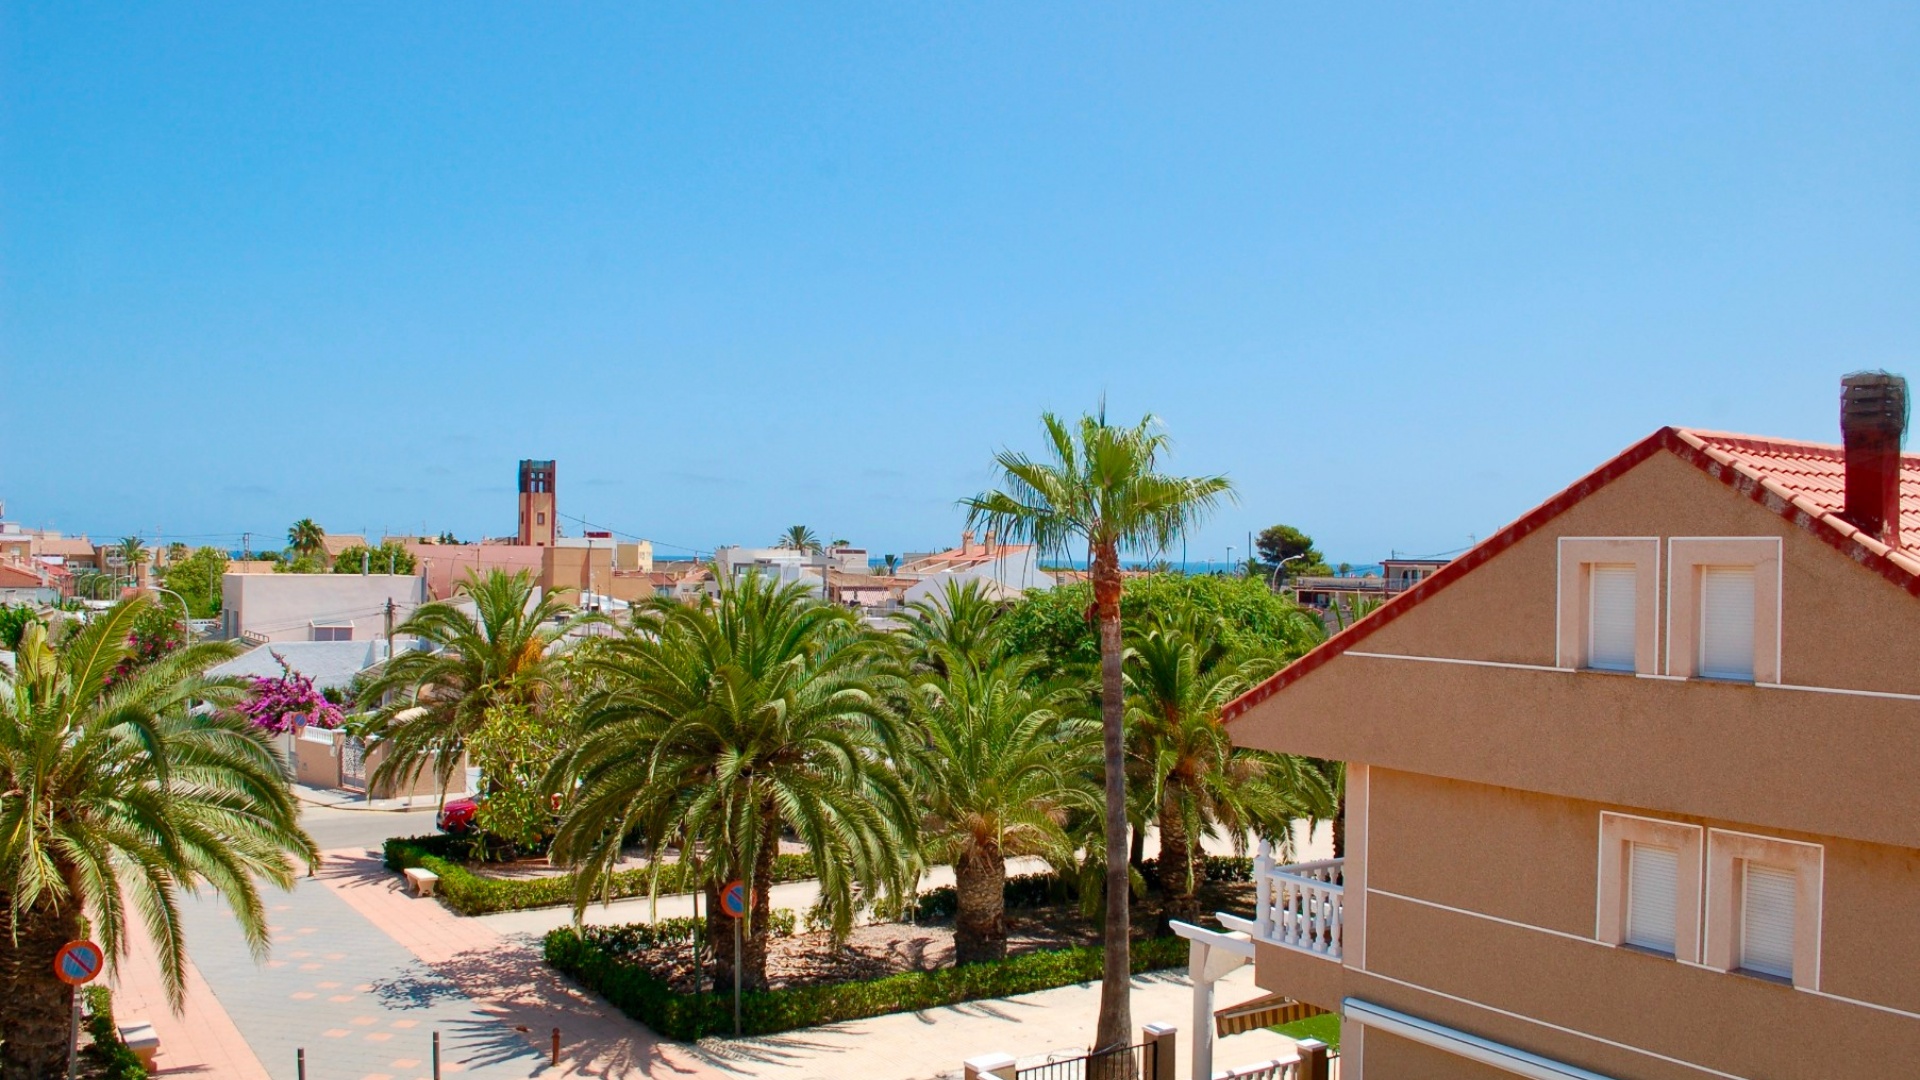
[382,836,817,917]
[83,985,149,1079]
[906,855,1250,920]
[544,925,1189,1040]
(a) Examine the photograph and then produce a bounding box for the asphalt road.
[299,801,443,853]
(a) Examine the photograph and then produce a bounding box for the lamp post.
[1268,552,1307,594]
[153,586,197,639]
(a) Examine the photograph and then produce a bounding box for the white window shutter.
[1626,842,1680,955]
[1741,863,1797,979]
[1699,566,1757,680]
[1588,564,1637,672]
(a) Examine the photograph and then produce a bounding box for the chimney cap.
[1841,370,1909,443]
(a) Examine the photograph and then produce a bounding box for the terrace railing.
[1253,843,1345,961]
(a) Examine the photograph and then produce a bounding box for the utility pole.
[242,532,251,561]
[385,598,396,663]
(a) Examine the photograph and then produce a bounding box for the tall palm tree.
[965,407,1232,1055]
[909,652,1098,963]
[897,578,1008,674]
[549,573,915,991]
[1124,615,1333,921]
[116,536,148,586]
[287,519,326,562]
[775,525,820,553]
[0,601,316,1076]
[359,569,573,796]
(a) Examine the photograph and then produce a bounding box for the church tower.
[517,459,556,546]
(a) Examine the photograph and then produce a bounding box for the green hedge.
[544,926,1189,1040]
[83,986,149,1080]
[908,855,1252,921]
[382,836,819,917]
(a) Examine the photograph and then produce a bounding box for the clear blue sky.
[3,4,1916,564]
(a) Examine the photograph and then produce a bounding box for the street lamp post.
[1268,552,1308,593]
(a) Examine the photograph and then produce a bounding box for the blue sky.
[3,4,1916,565]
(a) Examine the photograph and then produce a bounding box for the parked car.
[437,796,479,835]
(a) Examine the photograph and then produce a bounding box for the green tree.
[0,602,316,1075]
[550,574,916,991]
[1124,614,1333,921]
[1254,524,1329,577]
[0,605,41,650]
[775,525,820,552]
[359,570,573,797]
[161,546,230,618]
[1000,573,1324,675]
[287,519,327,563]
[908,652,1098,963]
[964,407,1231,1056]
[330,541,418,576]
[115,536,148,584]
[467,702,570,856]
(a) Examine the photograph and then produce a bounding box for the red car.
[437,797,479,835]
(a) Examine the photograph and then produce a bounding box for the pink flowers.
[238,652,346,733]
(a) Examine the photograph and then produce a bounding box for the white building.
[897,531,1052,607]
[220,571,427,644]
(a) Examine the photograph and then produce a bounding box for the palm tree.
[549,573,915,991]
[909,652,1098,963]
[775,525,820,553]
[116,535,148,587]
[1124,615,1332,921]
[359,569,573,797]
[287,519,326,563]
[0,601,316,1075]
[897,579,1008,674]
[883,554,899,576]
[965,407,1232,1055]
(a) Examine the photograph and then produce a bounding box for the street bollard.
[551,1027,561,1066]
[433,1030,442,1080]
[297,1048,306,1080]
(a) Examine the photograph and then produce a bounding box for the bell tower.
[517,459,556,546]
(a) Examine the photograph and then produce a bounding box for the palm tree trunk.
[702,878,731,995]
[1155,791,1198,923]
[744,810,780,993]
[1091,541,1133,1060]
[0,893,85,1079]
[954,844,1008,965]
[1332,788,1346,859]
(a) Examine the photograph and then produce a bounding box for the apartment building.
[1219,374,1920,1078]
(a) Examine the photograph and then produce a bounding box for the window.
[1597,812,1701,961]
[1705,829,1822,989]
[312,624,353,642]
[1625,842,1681,954]
[1588,564,1638,672]
[1557,539,1658,674]
[537,512,546,525]
[1698,566,1757,681]
[1667,538,1780,682]
[1739,863,1797,980]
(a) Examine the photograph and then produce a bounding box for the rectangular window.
[537,512,547,525]
[1740,863,1797,980]
[1699,566,1757,680]
[312,625,353,642]
[1625,842,1680,954]
[1587,564,1637,672]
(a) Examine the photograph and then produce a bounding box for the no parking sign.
[54,940,104,986]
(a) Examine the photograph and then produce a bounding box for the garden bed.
[546,920,1193,1041]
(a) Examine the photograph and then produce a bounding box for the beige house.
[1219,374,1920,1078]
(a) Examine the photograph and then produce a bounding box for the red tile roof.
[900,544,1033,573]
[1223,426,1920,723]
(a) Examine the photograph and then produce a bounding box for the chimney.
[1840,371,1908,549]
[984,531,997,553]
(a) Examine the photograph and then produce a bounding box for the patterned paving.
[177,876,551,1080]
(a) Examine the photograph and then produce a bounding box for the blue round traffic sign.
[720,880,747,919]
[54,940,104,986]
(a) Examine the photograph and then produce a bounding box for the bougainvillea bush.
[105,605,186,688]
[237,653,346,733]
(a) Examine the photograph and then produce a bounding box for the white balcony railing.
[1253,842,1344,961]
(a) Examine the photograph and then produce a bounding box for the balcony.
[1253,845,1344,961]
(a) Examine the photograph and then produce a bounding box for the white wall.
[221,573,427,643]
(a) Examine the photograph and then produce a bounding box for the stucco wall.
[223,573,426,643]
[409,544,545,601]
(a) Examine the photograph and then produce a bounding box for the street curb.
[293,792,437,814]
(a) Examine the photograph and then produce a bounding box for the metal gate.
[341,736,367,788]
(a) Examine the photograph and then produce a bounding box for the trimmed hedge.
[583,911,798,951]
[83,985,149,1079]
[544,926,1190,1040]
[908,855,1253,921]
[382,836,819,917]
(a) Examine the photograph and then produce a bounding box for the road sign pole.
[65,985,80,1080]
[732,914,742,1037]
